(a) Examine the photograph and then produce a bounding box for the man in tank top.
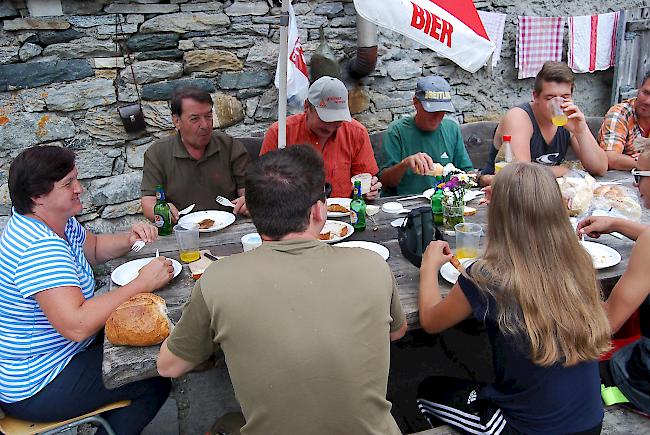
[479,62,607,186]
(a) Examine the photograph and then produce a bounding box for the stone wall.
[0,0,647,231]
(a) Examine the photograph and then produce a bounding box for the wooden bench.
[237,117,604,171]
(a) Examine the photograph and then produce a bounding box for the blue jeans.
[1,335,171,435]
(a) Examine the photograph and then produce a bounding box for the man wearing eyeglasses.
[598,70,650,171]
[157,145,406,435]
[577,148,650,335]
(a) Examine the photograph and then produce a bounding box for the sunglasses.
[631,169,650,184]
[314,182,332,204]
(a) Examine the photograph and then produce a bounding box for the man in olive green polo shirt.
[157,145,407,435]
[140,86,250,221]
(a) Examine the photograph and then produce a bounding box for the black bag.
[115,15,146,134]
[398,206,444,268]
[118,103,146,133]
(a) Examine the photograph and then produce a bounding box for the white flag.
[275,4,309,108]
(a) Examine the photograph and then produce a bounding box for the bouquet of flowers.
[435,164,476,229]
[436,164,477,207]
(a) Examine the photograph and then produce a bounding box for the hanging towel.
[516,16,565,79]
[478,11,506,67]
[568,12,620,73]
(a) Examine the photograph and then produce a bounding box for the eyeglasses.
[631,169,650,184]
[314,182,332,204]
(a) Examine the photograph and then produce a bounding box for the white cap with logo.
[307,76,352,123]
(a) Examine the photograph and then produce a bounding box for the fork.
[131,240,145,252]
[368,213,379,231]
[215,196,235,208]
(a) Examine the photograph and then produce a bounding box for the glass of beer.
[174,223,200,263]
[455,223,482,259]
[549,97,568,126]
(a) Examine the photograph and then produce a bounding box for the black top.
[458,267,603,434]
[481,102,571,175]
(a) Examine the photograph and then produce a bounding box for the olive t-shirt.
[141,131,250,212]
[167,239,404,435]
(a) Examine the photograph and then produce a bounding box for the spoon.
[215,196,235,208]
[179,203,195,216]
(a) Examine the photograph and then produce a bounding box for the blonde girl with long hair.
[416,162,610,435]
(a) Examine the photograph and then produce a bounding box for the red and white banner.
[353,0,494,73]
[275,3,309,107]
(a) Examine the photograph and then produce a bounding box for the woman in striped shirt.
[0,146,174,434]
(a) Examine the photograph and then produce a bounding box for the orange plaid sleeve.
[598,105,628,154]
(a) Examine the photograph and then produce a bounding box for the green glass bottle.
[350,180,366,232]
[153,184,173,236]
[431,189,444,227]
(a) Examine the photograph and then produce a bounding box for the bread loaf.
[106,293,170,346]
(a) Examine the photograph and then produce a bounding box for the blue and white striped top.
[0,210,95,403]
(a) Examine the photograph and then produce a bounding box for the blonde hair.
[468,163,610,366]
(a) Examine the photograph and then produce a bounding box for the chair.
[0,400,130,435]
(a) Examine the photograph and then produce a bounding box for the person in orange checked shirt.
[260,76,382,200]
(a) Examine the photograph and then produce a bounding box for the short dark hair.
[170,86,213,117]
[245,145,325,239]
[534,61,574,94]
[9,145,76,214]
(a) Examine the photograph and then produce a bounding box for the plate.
[178,210,236,233]
[112,257,182,287]
[320,220,354,244]
[336,241,389,260]
[422,188,483,202]
[382,201,407,214]
[440,258,477,284]
[326,197,352,217]
[581,241,621,270]
[391,217,406,227]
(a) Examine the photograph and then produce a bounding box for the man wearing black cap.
[379,75,473,196]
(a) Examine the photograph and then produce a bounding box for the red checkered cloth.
[516,16,565,79]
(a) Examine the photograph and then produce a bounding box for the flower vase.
[443,203,464,231]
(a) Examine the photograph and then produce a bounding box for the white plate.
[320,220,354,244]
[326,197,352,217]
[112,257,182,287]
[336,241,389,260]
[178,210,236,233]
[440,258,477,284]
[422,188,483,202]
[391,217,406,228]
[382,201,407,214]
[581,241,621,270]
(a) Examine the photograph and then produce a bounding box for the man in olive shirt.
[157,145,406,435]
[140,86,250,221]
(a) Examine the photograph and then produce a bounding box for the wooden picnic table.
[102,170,648,389]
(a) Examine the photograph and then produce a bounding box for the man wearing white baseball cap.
[379,75,474,196]
[261,76,382,199]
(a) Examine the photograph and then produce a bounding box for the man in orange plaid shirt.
[598,71,650,170]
